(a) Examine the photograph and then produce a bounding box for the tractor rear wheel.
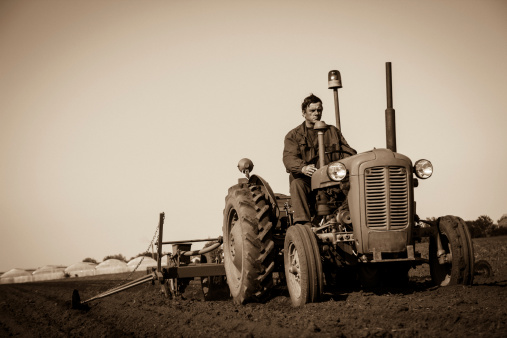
[284,224,323,307]
[429,215,475,286]
[223,184,276,304]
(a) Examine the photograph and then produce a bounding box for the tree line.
[465,215,507,238]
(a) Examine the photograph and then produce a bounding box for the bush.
[467,215,495,238]
[129,251,157,261]
[82,257,98,264]
[103,254,127,262]
[490,225,507,237]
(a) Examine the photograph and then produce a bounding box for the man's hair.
[301,94,322,112]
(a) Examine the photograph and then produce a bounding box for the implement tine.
[80,274,155,305]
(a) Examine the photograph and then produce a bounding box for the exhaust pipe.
[385,62,397,152]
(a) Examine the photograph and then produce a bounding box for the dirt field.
[1,236,506,337]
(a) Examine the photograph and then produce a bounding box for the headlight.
[327,162,347,181]
[414,159,433,179]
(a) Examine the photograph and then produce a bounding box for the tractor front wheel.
[284,224,323,307]
[429,215,474,286]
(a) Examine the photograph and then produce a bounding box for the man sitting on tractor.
[282,94,356,224]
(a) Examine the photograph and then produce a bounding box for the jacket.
[283,122,357,179]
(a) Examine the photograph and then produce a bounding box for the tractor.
[222,62,475,306]
[71,62,476,310]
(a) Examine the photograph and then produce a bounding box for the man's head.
[302,94,323,128]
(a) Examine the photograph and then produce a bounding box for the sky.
[1,0,506,272]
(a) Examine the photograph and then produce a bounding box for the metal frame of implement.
[72,212,225,308]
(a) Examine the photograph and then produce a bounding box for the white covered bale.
[0,268,33,284]
[95,259,129,275]
[65,262,97,277]
[127,256,157,271]
[32,265,65,281]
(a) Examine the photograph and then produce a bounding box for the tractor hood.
[311,148,412,190]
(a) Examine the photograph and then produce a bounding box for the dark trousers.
[289,177,313,223]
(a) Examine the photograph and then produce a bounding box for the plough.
[72,212,228,309]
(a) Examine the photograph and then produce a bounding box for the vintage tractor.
[222,62,475,306]
[71,63,476,310]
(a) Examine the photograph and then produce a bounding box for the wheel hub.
[230,222,243,272]
[287,243,301,297]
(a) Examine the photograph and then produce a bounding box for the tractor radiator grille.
[365,166,409,229]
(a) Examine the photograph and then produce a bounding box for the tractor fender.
[249,174,280,219]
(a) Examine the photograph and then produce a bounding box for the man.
[282,94,356,224]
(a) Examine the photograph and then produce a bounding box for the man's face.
[303,102,323,127]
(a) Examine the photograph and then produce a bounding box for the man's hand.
[302,164,317,177]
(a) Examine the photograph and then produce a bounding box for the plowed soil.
[1,237,506,337]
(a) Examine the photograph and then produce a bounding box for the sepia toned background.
[1,0,506,272]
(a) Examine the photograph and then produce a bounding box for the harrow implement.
[72,212,227,309]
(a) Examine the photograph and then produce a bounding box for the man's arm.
[283,132,306,175]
